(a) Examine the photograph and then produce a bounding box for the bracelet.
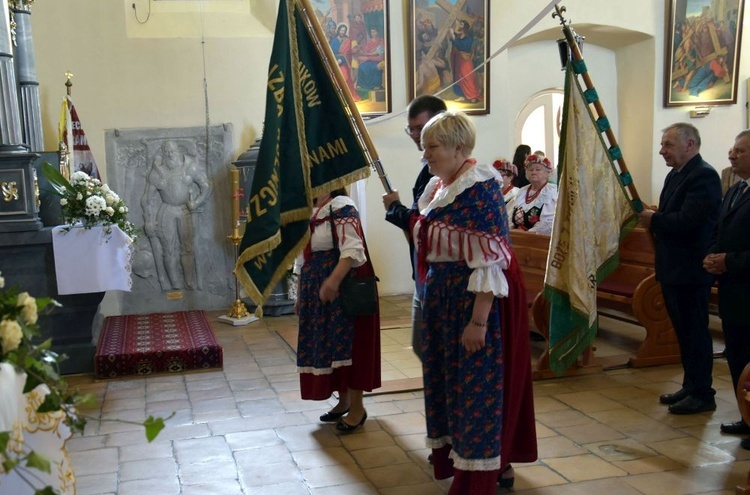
[470,319,486,327]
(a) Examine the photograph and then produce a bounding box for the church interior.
[3,0,750,493]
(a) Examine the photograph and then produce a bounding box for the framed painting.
[664,0,744,107]
[409,0,489,115]
[311,0,391,116]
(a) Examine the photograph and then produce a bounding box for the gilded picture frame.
[312,0,391,116]
[409,0,489,115]
[664,0,744,107]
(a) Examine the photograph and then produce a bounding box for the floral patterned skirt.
[297,249,382,400]
[422,260,504,471]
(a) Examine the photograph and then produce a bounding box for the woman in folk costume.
[413,111,536,493]
[294,188,380,433]
[507,153,558,235]
[492,158,520,205]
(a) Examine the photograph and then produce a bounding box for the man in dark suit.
[704,130,750,442]
[382,95,446,361]
[640,122,722,414]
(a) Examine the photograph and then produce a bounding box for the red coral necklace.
[525,183,546,204]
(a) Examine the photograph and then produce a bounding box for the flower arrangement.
[42,163,138,239]
[0,271,165,493]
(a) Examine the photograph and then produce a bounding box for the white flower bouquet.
[42,163,138,239]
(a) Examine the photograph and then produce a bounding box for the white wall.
[28,0,750,296]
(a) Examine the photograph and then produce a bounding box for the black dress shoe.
[721,420,750,435]
[320,408,349,422]
[659,388,688,405]
[668,396,716,415]
[741,437,750,450]
[336,411,367,433]
[498,465,514,489]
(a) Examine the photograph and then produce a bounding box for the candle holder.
[218,169,258,326]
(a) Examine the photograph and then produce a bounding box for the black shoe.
[741,437,750,450]
[336,411,367,433]
[721,420,750,435]
[668,396,716,415]
[659,388,688,405]
[320,408,349,422]
[498,465,514,489]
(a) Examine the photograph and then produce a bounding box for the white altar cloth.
[51,225,133,295]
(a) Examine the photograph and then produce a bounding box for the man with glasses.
[382,95,446,361]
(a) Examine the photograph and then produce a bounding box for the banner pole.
[296,0,394,193]
[553,5,644,211]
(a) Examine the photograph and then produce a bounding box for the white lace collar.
[419,162,500,215]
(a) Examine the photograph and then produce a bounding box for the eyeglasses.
[404,125,424,136]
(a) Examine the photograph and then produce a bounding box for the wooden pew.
[510,227,681,378]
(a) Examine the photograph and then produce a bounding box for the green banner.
[235,0,372,315]
[544,64,639,375]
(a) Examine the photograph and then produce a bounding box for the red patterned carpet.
[95,311,223,379]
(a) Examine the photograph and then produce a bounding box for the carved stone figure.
[141,140,211,290]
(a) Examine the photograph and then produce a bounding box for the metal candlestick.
[218,171,258,326]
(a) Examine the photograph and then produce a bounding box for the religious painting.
[664,0,744,107]
[409,0,489,115]
[311,0,391,116]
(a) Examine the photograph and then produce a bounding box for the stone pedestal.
[0,228,101,374]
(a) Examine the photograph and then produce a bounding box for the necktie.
[730,181,748,209]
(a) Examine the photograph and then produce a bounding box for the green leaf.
[34,487,58,495]
[3,457,19,473]
[0,431,10,451]
[41,162,72,195]
[36,394,62,414]
[25,450,52,473]
[143,416,166,442]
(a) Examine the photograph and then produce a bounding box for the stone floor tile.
[512,464,569,490]
[119,457,177,481]
[117,477,180,495]
[350,445,412,469]
[174,436,232,464]
[648,436,737,467]
[240,461,303,487]
[544,453,628,482]
[292,446,356,470]
[362,463,433,489]
[225,429,283,451]
[74,473,118,495]
[68,447,118,476]
[340,429,397,451]
[556,421,626,445]
[302,463,367,488]
[181,479,244,495]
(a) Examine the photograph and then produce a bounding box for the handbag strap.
[329,206,339,253]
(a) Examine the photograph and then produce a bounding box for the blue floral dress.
[414,163,513,476]
[296,196,380,399]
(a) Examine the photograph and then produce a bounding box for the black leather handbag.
[329,207,379,317]
[339,274,379,316]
